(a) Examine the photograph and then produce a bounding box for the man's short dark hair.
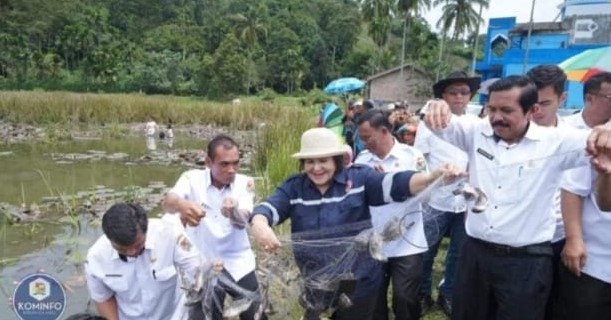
[526,65,567,96]
[488,75,538,113]
[207,134,239,159]
[356,109,392,131]
[363,100,375,110]
[583,72,611,98]
[102,203,148,246]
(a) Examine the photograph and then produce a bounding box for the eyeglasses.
[445,89,471,96]
[591,92,611,102]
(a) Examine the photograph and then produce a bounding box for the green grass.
[422,238,452,320]
[0,91,307,129]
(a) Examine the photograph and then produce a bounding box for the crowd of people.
[83,68,611,320]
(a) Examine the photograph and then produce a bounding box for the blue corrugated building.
[476,0,611,109]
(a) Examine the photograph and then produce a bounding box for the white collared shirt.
[85,219,201,320]
[550,115,589,243]
[355,140,428,257]
[562,111,589,129]
[433,117,590,246]
[169,169,256,281]
[414,115,476,213]
[561,164,611,284]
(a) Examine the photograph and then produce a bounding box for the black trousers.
[452,237,552,320]
[373,254,423,320]
[207,270,266,320]
[544,239,565,320]
[558,263,611,320]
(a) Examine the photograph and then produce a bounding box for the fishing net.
[174,174,478,320]
[174,149,586,319]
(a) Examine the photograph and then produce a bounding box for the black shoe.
[437,294,452,317]
[419,295,433,316]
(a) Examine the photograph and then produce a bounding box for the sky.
[423,0,565,32]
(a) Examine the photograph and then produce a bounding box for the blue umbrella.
[324,77,365,94]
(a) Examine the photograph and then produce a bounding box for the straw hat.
[292,128,346,159]
[433,70,481,99]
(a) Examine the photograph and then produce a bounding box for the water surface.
[0,133,207,319]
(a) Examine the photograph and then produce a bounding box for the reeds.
[0,91,303,130]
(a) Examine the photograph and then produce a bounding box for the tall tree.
[396,0,431,80]
[434,0,488,41]
[361,0,393,47]
[229,2,269,93]
[434,0,488,78]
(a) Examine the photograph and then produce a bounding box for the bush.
[258,88,277,101]
[299,88,329,107]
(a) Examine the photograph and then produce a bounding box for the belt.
[471,237,553,256]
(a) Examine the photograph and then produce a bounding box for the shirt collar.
[110,229,155,262]
[364,139,401,163]
[206,169,233,192]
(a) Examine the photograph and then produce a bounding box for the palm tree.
[471,1,488,75]
[361,0,394,74]
[361,0,394,48]
[229,4,268,93]
[434,0,489,79]
[396,0,431,78]
[435,0,488,41]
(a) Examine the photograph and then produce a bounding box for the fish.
[353,228,387,261]
[472,187,488,213]
[220,197,248,228]
[336,293,353,309]
[368,231,386,262]
[179,265,217,320]
[223,298,253,318]
[353,228,373,252]
[453,182,489,213]
[380,216,403,242]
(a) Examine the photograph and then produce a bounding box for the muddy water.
[0,133,215,319]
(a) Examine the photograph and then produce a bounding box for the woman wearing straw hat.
[250,127,463,320]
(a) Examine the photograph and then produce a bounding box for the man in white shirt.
[526,64,570,320]
[163,134,264,320]
[564,72,611,129]
[424,75,611,320]
[414,71,480,316]
[85,203,202,320]
[145,119,156,137]
[559,161,611,319]
[558,72,611,320]
[561,73,611,275]
[354,109,428,320]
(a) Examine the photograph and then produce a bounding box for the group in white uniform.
[84,73,611,320]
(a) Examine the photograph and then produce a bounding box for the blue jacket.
[253,165,416,304]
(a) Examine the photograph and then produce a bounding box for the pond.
[0,131,228,319]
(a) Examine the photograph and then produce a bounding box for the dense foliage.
[0,0,485,98]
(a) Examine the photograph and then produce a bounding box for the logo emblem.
[29,277,51,301]
[13,273,66,320]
